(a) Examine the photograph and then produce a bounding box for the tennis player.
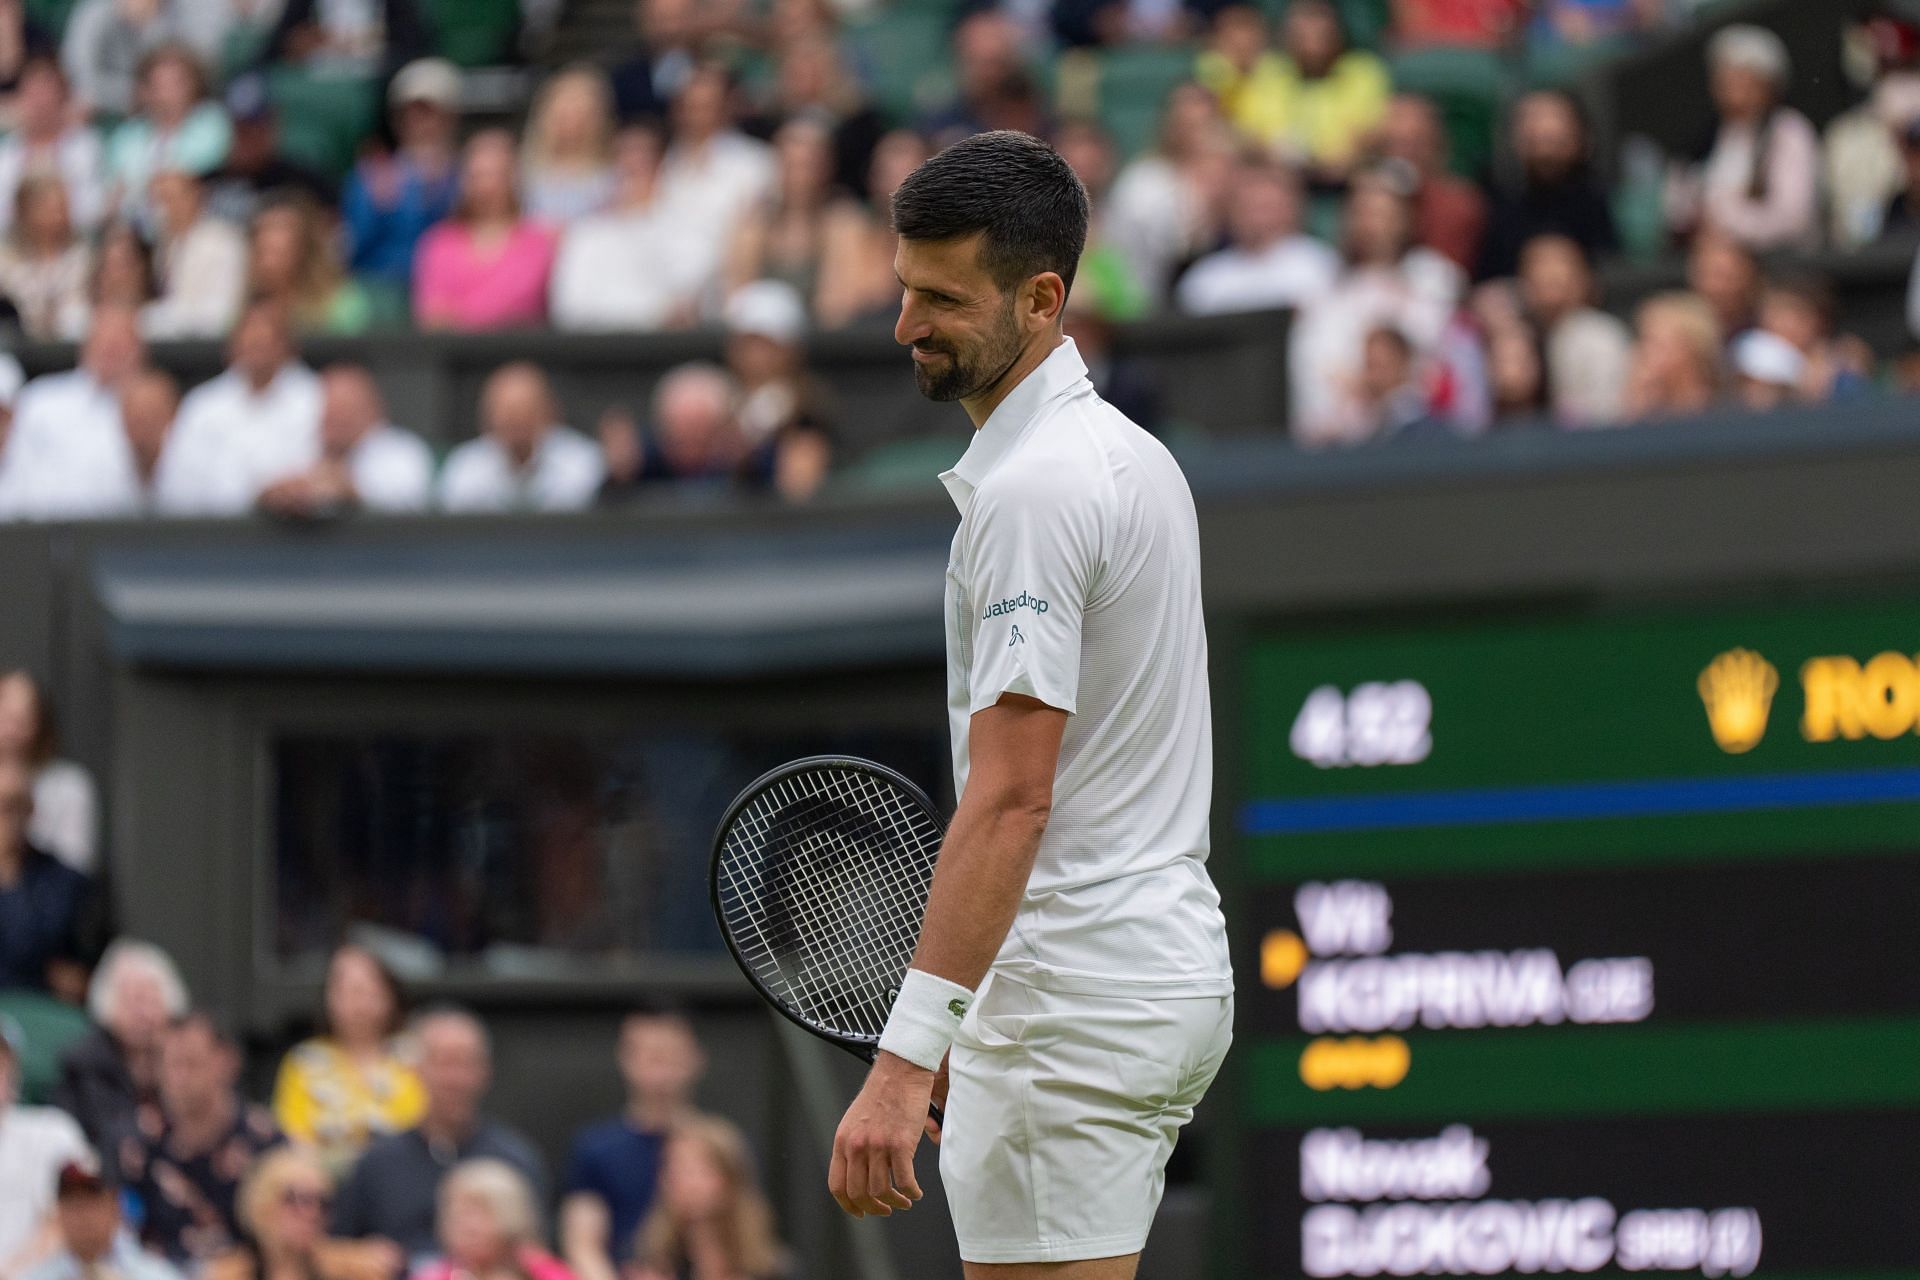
[828,131,1234,1278]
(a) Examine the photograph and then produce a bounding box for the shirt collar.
[939,337,1089,511]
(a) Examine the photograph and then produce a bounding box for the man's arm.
[559,1193,618,1280]
[826,693,1067,1218]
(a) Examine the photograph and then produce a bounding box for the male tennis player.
[828,131,1234,1278]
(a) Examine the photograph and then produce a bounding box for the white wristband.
[877,969,977,1072]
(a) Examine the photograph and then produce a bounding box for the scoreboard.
[1233,595,1920,1279]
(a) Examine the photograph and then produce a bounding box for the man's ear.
[1024,272,1067,332]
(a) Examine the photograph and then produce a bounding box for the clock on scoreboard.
[1234,594,1920,1279]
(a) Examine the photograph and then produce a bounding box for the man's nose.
[895,295,930,347]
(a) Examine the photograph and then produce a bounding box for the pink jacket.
[411,220,558,331]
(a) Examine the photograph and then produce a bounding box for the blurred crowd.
[0,0,1912,506]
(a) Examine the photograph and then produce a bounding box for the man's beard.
[911,298,1024,402]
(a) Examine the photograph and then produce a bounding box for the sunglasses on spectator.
[282,1188,331,1211]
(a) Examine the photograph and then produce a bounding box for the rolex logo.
[1698,648,1779,754]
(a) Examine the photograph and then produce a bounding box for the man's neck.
[170,1092,237,1152]
[960,331,1065,429]
[625,1096,682,1131]
[0,841,24,887]
[420,1112,477,1148]
[244,366,278,395]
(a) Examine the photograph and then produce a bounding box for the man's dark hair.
[891,130,1090,297]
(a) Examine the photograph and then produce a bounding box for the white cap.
[724,280,808,345]
[1732,330,1805,387]
[389,57,462,111]
[1708,24,1790,85]
[0,353,25,408]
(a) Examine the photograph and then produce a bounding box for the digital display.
[1235,598,1920,1278]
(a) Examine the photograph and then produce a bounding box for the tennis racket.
[710,755,948,1118]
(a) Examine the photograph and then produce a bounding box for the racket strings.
[716,766,942,1044]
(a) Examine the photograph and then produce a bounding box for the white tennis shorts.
[940,974,1234,1265]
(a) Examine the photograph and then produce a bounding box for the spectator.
[551,123,704,332]
[601,362,744,498]
[343,58,461,289]
[140,168,245,339]
[0,673,98,878]
[1290,168,1466,446]
[413,130,558,332]
[1482,311,1551,422]
[1374,92,1487,272]
[0,1021,90,1280]
[257,366,435,517]
[1106,83,1236,307]
[1622,291,1723,422]
[117,1011,283,1267]
[0,305,143,521]
[561,1015,704,1280]
[1478,89,1618,281]
[1665,25,1819,253]
[268,944,425,1178]
[1758,274,1872,404]
[1823,64,1920,249]
[60,0,207,119]
[252,0,427,80]
[655,63,775,313]
[1176,157,1338,315]
[1529,0,1656,51]
[1516,233,1630,425]
[247,192,371,336]
[1052,120,1148,321]
[153,299,323,515]
[62,220,155,339]
[724,116,842,306]
[1879,115,1920,240]
[0,175,90,340]
[438,362,604,514]
[1194,4,1284,137]
[103,45,229,223]
[522,66,619,226]
[720,282,833,492]
[331,1008,546,1262]
[418,1161,572,1280]
[206,1148,392,1280]
[630,1117,787,1280]
[0,0,52,123]
[203,74,336,227]
[0,58,105,242]
[608,0,704,123]
[1228,0,1388,183]
[815,128,928,329]
[1728,328,1803,412]
[22,1159,183,1280]
[916,12,1034,146]
[1355,325,1444,438]
[1392,0,1528,49]
[1687,227,1759,344]
[744,34,883,201]
[108,367,175,513]
[1055,0,1224,47]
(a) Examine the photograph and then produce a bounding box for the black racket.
[710,755,947,1119]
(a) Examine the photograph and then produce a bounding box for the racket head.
[710,755,946,1057]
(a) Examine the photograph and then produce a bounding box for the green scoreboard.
[1235,595,1920,1279]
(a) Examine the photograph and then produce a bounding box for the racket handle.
[928,1101,944,1127]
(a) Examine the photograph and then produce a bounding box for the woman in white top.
[1104,82,1237,309]
[520,64,617,225]
[0,174,91,339]
[0,668,99,874]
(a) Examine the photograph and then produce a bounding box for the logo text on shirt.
[981,591,1049,619]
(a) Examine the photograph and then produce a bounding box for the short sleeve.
[961,471,1101,717]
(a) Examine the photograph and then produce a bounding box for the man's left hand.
[828,1051,933,1217]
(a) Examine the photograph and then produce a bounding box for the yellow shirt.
[1195,49,1390,168]
[271,1038,426,1175]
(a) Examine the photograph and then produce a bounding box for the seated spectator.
[1290,168,1466,447]
[1529,0,1654,51]
[60,220,155,340]
[815,128,929,329]
[655,63,775,313]
[1051,121,1145,321]
[103,45,229,224]
[110,367,176,514]
[60,0,208,119]
[154,300,322,515]
[207,1148,392,1280]
[204,74,336,227]
[1482,311,1551,423]
[630,1117,788,1280]
[141,168,244,339]
[413,130,558,332]
[562,1014,704,1280]
[268,944,424,1178]
[1106,83,1236,307]
[1757,274,1872,404]
[0,58,104,242]
[257,366,434,517]
[1622,291,1724,422]
[22,1158,183,1280]
[1374,92,1486,272]
[251,0,427,80]
[1355,325,1444,439]
[743,34,883,202]
[1226,0,1388,183]
[117,1011,283,1267]
[0,175,91,340]
[248,193,371,336]
[1392,0,1528,49]
[727,283,833,502]
[1478,89,1618,281]
[551,123,704,332]
[1665,25,1819,253]
[1196,7,1286,145]
[344,59,460,288]
[600,363,744,499]
[725,116,843,307]
[0,0,53,122]
[438,362,604,514]
[1823,58,1920,248]
[1687,228,1760,343]
[331,1008,546,1262]
[1729,328,1803,412]
[1879,115,1920,241]
[608,0,704,122]
[0,673,99,877]
[1516,233,1630,426]
[0,306,143,520]
[419,1161,572,1280]
[522,66,618,226]
[0,1021,91,1280]
[1176,157,1339,315]
[916,12,1038,147]
[54,936,187,1159]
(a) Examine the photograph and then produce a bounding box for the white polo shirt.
[939,337,1231,998]
[0,1103,88,1263]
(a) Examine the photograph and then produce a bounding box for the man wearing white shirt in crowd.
[438,361,604,513]
[0,308,143,521]
[0,1018,91,1279]
[154,300,321,515]
[1175,158,1340,316]
[140,169,246,341]
[258,365,435,516]
[654,63,775,312]
[108,368,178,514]
[551,123,704,332]
[0,59,106,241]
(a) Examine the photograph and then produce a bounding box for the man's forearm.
[907,791,1049,991]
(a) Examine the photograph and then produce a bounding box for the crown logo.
[1698,648,1778,754]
